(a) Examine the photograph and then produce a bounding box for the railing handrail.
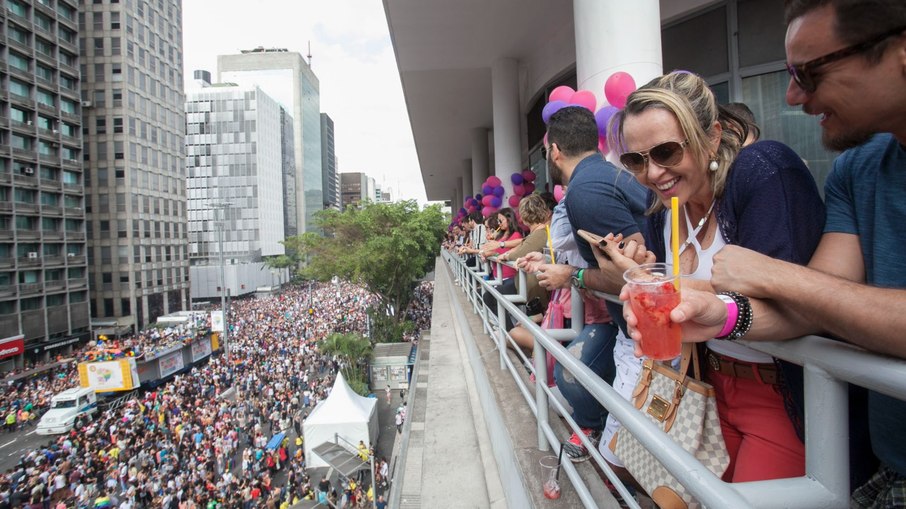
[442,249,903,509]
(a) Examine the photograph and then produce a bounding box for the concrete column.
[470,128,490,191]
[573,0,663,105]
[462,159,473,199]
[491,58,521,200]
[455,178,464,214]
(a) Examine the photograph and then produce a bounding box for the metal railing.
[441,250,906,509]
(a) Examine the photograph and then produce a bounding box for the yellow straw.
[671,197,681,290]
[545,225,556,264]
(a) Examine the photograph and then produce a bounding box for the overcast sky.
[181,0,427,204]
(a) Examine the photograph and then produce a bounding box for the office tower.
[340,172,377,209]
[281,108,296,237]
[185,83,290,299]
[80,0,188,331]
[0,0,90,369]
[320,113,339,210]
[217,48,322,233]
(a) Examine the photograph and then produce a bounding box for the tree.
[297,200,446,326]
[318,332,373,395]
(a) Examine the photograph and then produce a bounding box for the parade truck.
[35,387,97,435]
[77,357,141,393]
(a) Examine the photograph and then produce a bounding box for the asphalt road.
[0,424,58,471]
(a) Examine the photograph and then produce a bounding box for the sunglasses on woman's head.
[619,140,689,174]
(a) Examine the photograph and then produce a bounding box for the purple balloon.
[459,207,467,214]
[475,193,482,200]
[470,198,479,207]
[492,186,505,197]
[595,106,619,137]
[541,100,568,124]
[511,173,524,185]
[481,184,493,196]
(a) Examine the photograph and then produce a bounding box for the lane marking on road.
[25,431,35,436]
[0,440,15,449]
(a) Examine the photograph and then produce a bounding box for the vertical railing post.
[533,336,549,451]
[804,364,850,504]
[497,295,507,370]
[571,285,584,336]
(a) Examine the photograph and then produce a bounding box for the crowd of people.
[0,278,431,508]
[445,1,906,506]
[402,281,434,343]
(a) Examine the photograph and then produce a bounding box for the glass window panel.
[738,0,786,67]
[662,6,729,77]
[741,70,837,194]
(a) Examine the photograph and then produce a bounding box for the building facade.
[80,0,188,331]
[217,48,323,234]
[0,0,91,368]
[340,172,377,209]
[185,84,290,300]
[384,0,836,209]
[320,112,339,210]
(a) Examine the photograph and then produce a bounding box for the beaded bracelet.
[715,291,753,340]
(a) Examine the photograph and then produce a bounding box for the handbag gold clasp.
[647,395,671,422]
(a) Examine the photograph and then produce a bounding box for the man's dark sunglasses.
[619,140,688,174]
[786,25,906,93]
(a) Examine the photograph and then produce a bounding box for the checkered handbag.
[609,345,729,509]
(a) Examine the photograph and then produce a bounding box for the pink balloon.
[553,185,565,203]
[598,135,609,154]
[523,182,535,194]
[481,195,493,206]
[486,176,502,187]
[549,85,575,104]
[508,195,521,208]
[513,184,525,196]
[570,90,597,111]
[521,169,536,182]
[481,206,494,217]
[604,72,636,109]
[543,133,549,147]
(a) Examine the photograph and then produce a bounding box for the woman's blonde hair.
[518,193,552,226]
[608,71,745,213]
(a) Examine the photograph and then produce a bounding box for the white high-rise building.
[185,83,291,299]
[217,48,322,234]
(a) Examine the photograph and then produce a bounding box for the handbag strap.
[678,343,702,381]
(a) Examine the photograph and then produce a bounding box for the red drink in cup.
[624,263,682,360]
[539,456,561,499]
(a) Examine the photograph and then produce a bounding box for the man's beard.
[548,158,565,187]
[823,127,873,152]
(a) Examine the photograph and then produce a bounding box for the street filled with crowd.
[0,279,432,508]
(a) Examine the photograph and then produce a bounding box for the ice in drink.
[624,264,682,360]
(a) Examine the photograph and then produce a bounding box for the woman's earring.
[709,159,719,172]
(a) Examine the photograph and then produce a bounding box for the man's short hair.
[546,106,599,157]
[785,0,906,64]
[467,211,484,224]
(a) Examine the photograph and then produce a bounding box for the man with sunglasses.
[641,1,906,505]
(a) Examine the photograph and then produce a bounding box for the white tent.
[303,372,379,468]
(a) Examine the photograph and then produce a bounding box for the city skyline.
[182,0,429,205]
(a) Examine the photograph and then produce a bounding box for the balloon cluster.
[541,71,638,154]
[451,175,507,225]
[478,175,505,218]
[507,169,537,208]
